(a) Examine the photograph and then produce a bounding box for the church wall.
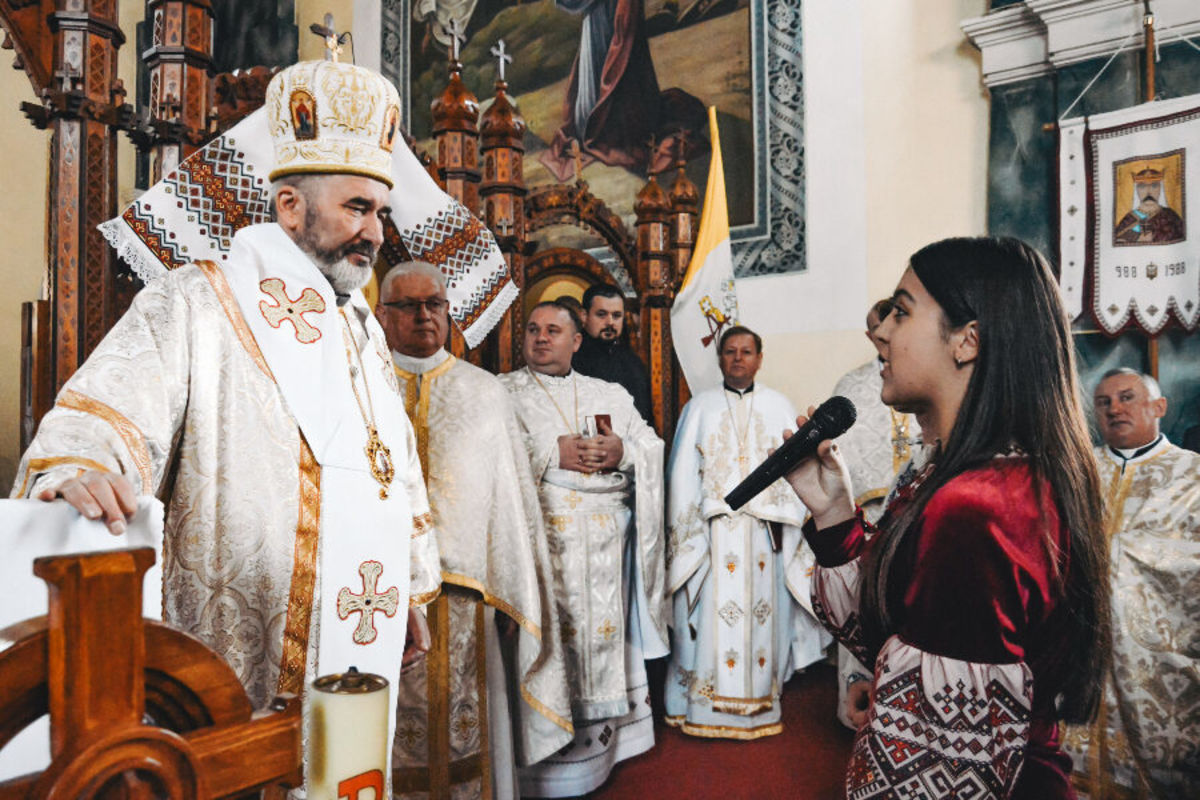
[0,67,50,490]
[297,0,356,61]
[745,0,989,411]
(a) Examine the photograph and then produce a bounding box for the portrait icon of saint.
[290,89,317,141]
[1113,152,1186,246]
[381,105,400,152]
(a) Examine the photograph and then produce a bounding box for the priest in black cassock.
[571,284,654,427]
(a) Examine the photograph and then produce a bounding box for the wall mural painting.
[381,0,805,277]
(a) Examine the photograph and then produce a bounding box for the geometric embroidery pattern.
[752,598,772,626]
[845,636,1032,799]
[394,204,509,330]
[718,600,744,627]
[122,136,270,269]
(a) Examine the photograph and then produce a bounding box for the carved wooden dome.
[669,164,699,212]
[635,174,671,216]
[431,63,479,134]
[480,81,525,149]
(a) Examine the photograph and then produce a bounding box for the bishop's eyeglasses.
[380,298,449,315]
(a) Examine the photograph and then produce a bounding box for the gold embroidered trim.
[427,593,451,799]
[57,390,154,494]
[412,511,434,539]
[664,715,783,740]
[520,684,574,734]
[474,601,492,800]
[196,260,275,380]
[854,487,889,507]
[711,692,775,716]
[409,585,442,608]
[276,435,322,696]
[394,356,456,476]
[443,571,541,639]
[17,456,112,498]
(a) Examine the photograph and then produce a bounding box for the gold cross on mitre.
[309,13,349,62]
[491,39,512,83]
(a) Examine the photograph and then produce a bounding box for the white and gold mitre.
[265,60,402,188]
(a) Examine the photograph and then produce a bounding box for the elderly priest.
[12,59,441,788]
[500,301,667,797]
[377,261,573,799]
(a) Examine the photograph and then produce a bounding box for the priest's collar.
[528,366,574,385]
[392,348,451,375]
[724,381,755,397]
[1106,433,1167,464]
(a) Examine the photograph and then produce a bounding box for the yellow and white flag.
[671,106,741,394]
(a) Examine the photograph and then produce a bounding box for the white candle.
[306,667,389,799]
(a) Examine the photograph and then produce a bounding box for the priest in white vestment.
[829,299,922,729]
[665,325,829,739]
[376,262,573,799]
[13,61,441,791]
[499,301,667,798]
[1066,369,1200,797]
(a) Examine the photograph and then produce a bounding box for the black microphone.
[724,395,857,511]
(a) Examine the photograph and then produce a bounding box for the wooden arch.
[525,183,637,284]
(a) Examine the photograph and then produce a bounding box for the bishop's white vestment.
[13,224,442,781]
[664,384,829,739]
[389,350,573,800]
[498,368,666,798]
[1065,437,1200,797]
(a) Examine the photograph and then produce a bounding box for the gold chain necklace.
[723,386,755,472]
[340,309,395,499]
[528,366,579,435]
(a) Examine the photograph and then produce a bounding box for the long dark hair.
[860,236,1110,723]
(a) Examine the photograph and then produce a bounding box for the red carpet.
[585,664,854,799]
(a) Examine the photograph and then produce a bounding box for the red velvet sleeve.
[898,462,1060,665]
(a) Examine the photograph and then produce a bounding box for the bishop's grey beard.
[295,227,376,294]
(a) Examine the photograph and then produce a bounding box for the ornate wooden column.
[668,158,698,414]
[6,0,128,445]
[143,0,214,181]
[634,174,676,440]
[430,25,480,361]
[479,41,526,374]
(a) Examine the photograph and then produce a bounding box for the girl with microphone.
[786,237,1108,799]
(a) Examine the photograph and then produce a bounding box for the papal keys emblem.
[337,560,400,645]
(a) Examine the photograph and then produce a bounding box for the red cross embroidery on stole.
[259,277,326,343]
[337,560,400,645]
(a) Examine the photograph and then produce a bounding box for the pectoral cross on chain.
[259,278,326,343]
[309,13,346,62]
[491,39,512,82]
[337,561,401,645]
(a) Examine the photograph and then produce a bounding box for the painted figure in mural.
[1114,166,1185,245]
[539,0,707,182]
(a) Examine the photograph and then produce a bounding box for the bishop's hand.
[37,469,137,536]
[782,407,855,529]
[401,607,431,674]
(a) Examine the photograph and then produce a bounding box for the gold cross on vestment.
[597,619,617,641]
[259,278,326,343]
[337,561,401,644]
